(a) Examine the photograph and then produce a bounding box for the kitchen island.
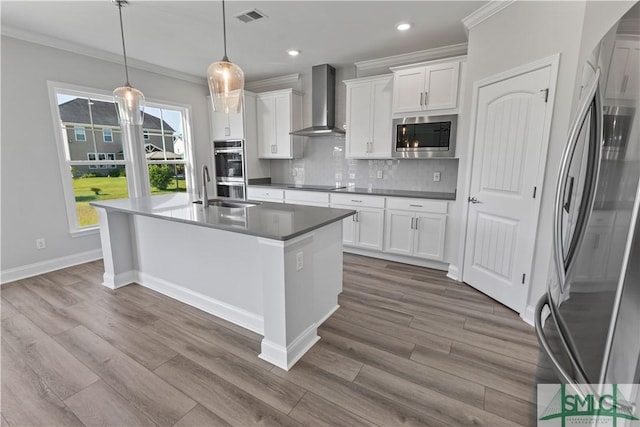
[91,194,354,370]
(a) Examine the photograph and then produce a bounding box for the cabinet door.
[332,204,356,246]
[210,111,230,140]
[392,67,426,114]
[369,77,393,157]
[425,62,459,111]
[605,39,640,100]
[257,96,275,158]
[413,213,446,261]
[355,208,384,250]
[274,94,292,158]
[345,82,372,158]
[227,110,245,140]
[384,210,414,256]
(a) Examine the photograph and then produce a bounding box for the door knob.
[468,196,482,204]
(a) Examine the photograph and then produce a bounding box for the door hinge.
[533,186,537,199]
[541,88,549,103]
[522,273,526,284]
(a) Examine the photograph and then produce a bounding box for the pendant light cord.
[117,1,131,86]
[221,0,229,62]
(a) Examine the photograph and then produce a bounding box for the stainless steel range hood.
[290,64,345,137]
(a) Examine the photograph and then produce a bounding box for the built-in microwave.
[392,115,457,158]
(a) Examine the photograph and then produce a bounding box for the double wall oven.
[213,140,245,199]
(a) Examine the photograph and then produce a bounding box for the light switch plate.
[296,252,304,271]
[433,171,441,182]
[377,171,383,179]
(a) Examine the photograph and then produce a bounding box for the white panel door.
[346,82,372,157]
[425,62,459,111]
[332,204,356,246]
[392,67,426,114]
[355,208,384,250]
[227,110,245,140]
[384,210,414,256]
[463,64,554,312]
[413,213,446,261]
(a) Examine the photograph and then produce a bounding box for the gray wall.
[1,36,211,275]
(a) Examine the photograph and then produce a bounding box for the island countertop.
[91,194,355,241]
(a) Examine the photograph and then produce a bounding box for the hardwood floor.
[1,254,539,426]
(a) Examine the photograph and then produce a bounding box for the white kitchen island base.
[93,196,351,371]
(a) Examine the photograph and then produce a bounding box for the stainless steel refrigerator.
[535,1,640,416]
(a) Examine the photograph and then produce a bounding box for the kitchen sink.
[193,199,260,208]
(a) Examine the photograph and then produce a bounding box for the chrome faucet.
[202,165,210,207]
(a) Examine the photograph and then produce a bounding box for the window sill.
[70,226,100,238]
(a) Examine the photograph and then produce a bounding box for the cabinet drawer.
[330,193,385,208]
[247,187,284,202]
[284,190,330,204]
[386,197,448,214]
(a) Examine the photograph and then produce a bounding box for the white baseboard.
[259,323,320,371]
[521,304,536,327]
[343,247,449,271]
[447,264,460,281]
[137,272,264,335]
[317,304,340,326]
[102,271,137,289]
[0,249,103,285]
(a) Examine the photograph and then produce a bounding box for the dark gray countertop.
[248,183,456,201]
[91,194,355,241]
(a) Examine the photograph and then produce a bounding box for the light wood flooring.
[1,254,540,426]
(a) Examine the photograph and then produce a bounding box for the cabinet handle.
[225,127,230,136]
[410,217,415,229]
[419,92,424,106]
[409,204,423,208]
[351,200,362,203]
[352,213,356,222]
[423,91,428,108]
[415,217,419,229]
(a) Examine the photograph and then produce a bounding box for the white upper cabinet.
[605,38,640,100]
[207,94,247,141]
[257,89,303,159]
[391,59,461,114]
[344,75,393,159]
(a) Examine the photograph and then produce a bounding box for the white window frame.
[103,128,113,142]
[74,126,86,141]
[48,81,196,236]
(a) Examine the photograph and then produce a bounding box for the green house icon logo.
[539,384,639,426]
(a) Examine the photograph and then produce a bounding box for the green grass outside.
[73,176,186,226]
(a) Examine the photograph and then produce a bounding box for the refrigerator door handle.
[553,70,602,290]
[535,294,578,385]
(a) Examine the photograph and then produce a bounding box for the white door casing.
[462,55,559,313]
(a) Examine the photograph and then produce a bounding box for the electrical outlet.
[296,251,304,271]
[377,170,383,179]
[433,171,441,182]
[36,238,46,249]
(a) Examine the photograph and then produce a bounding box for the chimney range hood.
[290,64,345,137]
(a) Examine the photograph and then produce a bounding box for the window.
[74,127,86,141]
[49,82,194,234]
[103,128,113,142]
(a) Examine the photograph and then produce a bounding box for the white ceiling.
[1,1,486,83]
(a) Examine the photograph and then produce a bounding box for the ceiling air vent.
[235,9,267,23]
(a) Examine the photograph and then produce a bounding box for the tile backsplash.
[270,136,458,193]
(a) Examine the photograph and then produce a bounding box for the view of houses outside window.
[53,88,190,230]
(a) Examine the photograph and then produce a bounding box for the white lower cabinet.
[246,187,284,203]
[384,198,447,261]
[330,194,385,251]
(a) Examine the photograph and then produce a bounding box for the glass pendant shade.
[207,59,244,114]
[114,85,145,125]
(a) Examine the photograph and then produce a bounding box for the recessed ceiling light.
[396,22,411,31]
[287,49,301,57]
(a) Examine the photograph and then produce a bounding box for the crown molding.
[245,73,300,91]
[1,25,207,86]
[462,0,517,34]
[355,43,468,72]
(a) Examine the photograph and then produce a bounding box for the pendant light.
[113,0,144,125]
[207,0,245,114]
